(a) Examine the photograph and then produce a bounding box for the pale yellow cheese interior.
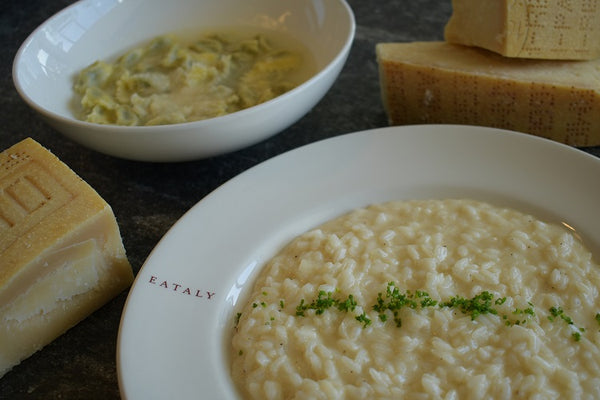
[444,0,600,60]
[5,240,103,322]
[376,41,600,146]
[0,138,133,377]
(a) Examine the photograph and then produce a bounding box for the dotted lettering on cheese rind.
[453,74,480,125]
[381,59,600,146]
[519,0,600,58]
[565,89,595,143]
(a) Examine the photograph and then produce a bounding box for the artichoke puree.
[73,31,310,126]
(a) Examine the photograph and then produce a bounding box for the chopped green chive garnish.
[243,282,589,342]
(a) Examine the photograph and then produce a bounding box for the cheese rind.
[0,138,133,377]
[376,41,600,146]
[444,0,600,60]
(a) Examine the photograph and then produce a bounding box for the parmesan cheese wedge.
[444,0,600,60]
[0,138,133,377]
[376,41,600,146]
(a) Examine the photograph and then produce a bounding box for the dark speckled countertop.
[1,1,599,399]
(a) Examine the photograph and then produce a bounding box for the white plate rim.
[116,124,600,399]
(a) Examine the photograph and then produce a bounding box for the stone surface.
[0,0,598,399]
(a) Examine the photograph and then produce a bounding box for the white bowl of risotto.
[117,125,600,399]
[12,0,355,162]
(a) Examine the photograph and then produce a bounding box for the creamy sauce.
[72,30,315,126]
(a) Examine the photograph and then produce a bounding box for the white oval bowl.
[13,0,355,162]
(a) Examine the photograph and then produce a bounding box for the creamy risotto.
[231,199,600,400]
